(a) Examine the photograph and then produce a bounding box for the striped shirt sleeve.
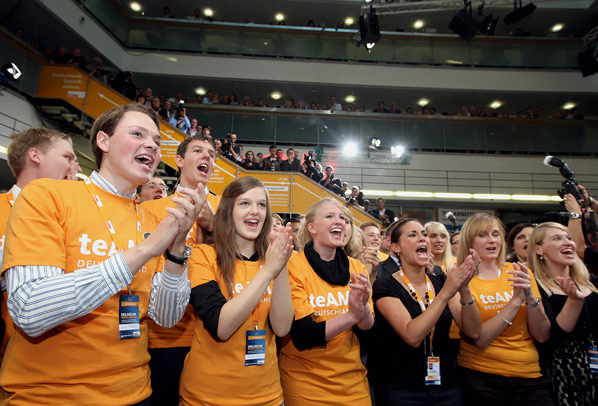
[148,267,191,328]
[5,253,133,337]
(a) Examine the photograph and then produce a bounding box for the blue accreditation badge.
[588,345,598,373]
[245,329,266,366]
[119,295,141,339]
[425,356,441,386]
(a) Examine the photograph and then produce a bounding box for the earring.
[539,254,544,261]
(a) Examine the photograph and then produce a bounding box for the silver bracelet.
[497,310,512,326]
[526,297,541,307]
[460,298,475,307]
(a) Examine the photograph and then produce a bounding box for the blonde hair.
[424,221,454,270]
[8,128,71,177]
[457,213,506,267]
[528,222,598,294]
[297,197,343,251]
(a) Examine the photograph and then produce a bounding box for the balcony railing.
[77,0,583,70]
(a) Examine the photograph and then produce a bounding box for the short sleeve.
[2,181,66,273]
[187,245,219,289]
[287,265,315,320]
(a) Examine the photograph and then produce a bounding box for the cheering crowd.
[0,103,596,406]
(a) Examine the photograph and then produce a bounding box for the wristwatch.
[164,246,192,265]
[568,212,582,219]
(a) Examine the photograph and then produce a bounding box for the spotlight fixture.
[368,137,381,150]
[343,143,358,157]
[391,145,404,158]
[358,6,381,51]
[0,62,21,81]
[578,44,598,77]
[504,1,536,26]
[448,2,479,42]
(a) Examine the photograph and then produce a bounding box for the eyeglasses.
[144,182,168,191]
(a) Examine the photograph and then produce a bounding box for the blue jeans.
[375,385,462,406]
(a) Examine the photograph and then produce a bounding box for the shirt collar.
[89,171,136,199]
[9,185,21,200]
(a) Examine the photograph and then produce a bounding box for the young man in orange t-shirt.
[0,127,77,365]
[0,104,203,406]
[141,134,221,406]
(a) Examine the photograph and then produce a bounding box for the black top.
[539,274,598,348]
[369,273,458,389]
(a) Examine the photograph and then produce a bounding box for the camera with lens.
[175,100,185,117]
[303,151,316,166]
[543,156,585,206]
[348,197,357,204]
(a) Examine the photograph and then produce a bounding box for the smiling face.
[363,225,381,250]
[513,226,534,262]
[137,176,167,203]
[37,138,76,181]
[308,201,346,251]
[176,139,215,188]
[233,187,268,248]
[536,227,577,268]
[393,221,430,268]
[472,220,503,263]
[96,111,161,194]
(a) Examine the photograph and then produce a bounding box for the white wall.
[0,89,44,160]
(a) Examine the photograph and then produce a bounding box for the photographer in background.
[302,152,322,182]
[346,185,364,209]
[221,133,241,163]
[169,102,191,134]
[563,185,598,272]
[319,165,343,196]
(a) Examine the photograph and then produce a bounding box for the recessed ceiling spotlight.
[195,87,206,95]
[551,24,564,32]
[417,98,429,107]
[345,17,354,26]
[414,20,424,29]
[203,8,214,17]
[271,92,282,100]
[130,2,141,12]
[563,102,575,110]
[345,95,356,103]
[490,101,502,109]
[275,13,285,22]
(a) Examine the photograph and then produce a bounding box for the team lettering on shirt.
[76,233,148,272]
[233,277,272,303]
[309,291,350,317]
[478,290,513,310]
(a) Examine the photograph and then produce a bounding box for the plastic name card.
[245,329,266,366]
[425,356,441,386]
[119,295,141,339]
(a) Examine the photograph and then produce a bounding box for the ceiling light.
[0,62,21,80]
[434,193,473,199]
[473,194,512,200]
[130,2,141,12]
[344,143,357,157]
[275,13,285,22]
[271,92,282,100]
[391,145,404,158]
[490,101,502,109]
[551,24,563,33]
[417,98,429,107]
[195,87,206,95]
[395,191,434,198]
[368,137,381,149]
[414,20,424,29]
[203,8,213,17]
[563,102,575,110]
[446,59,463,65]
[345,95,356,103]
[361,190,394,197]
[504,1,536,25]
[512,194,550,201]
[0,145,7,154]
[345,17,354,26]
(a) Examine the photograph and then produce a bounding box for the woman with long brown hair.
[179,177,294,406]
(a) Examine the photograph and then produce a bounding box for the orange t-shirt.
[0,179,160,406]
[378,251,389,262]
[279,252,372,406]
[179,244,283,406]
[142,191,220,349]
[458,262,543,378]
[0,189,16,365]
